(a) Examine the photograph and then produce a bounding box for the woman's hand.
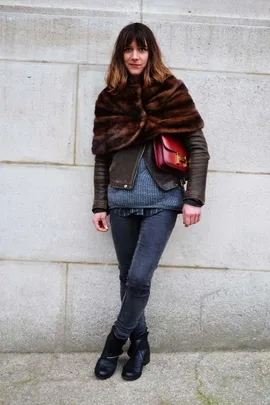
[182,204,201,228]
[92,212,109,232]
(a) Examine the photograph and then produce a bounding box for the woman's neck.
[128,74,143,85]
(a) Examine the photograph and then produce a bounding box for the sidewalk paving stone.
[1,352,270,405]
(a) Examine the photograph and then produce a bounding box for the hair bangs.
[123,26,148,49]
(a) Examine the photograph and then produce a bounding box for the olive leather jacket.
[92,129,210,212]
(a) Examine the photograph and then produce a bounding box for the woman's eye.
[124,47,148,52]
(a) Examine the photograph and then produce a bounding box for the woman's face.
[123,39,149,76]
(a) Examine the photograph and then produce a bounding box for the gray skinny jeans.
[110,209,178,339]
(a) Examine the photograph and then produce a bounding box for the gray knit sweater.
[108,156,183,211]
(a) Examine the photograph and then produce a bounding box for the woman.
[91,22,209,381]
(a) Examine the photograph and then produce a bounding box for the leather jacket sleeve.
[182,129,210,205]
[92,155,112,212]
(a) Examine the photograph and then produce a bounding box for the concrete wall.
[0,1,269,352]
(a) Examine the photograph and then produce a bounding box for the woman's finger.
[190,214,200,225]
[195,213,201,224]
[183,213,191,227]
[101,218,109,231]
[92,219,99,231]
[92,218,107,232]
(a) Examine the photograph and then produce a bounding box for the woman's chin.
[128,69,143,76]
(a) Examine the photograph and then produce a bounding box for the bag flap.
[161,135,187,156]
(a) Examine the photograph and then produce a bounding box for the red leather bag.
[153,135,188,175]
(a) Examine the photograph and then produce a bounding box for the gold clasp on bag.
[176,152,187,167]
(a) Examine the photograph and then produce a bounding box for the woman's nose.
[131,50,139,59]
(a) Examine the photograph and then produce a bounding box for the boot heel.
[143,356,150,366]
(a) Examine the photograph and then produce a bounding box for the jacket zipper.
[130,144,146,187]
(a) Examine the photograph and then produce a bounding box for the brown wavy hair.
[106,23,172,92]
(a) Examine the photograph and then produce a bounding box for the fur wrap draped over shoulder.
[92,75,204,156]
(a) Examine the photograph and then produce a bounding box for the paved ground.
[1,352,270,405]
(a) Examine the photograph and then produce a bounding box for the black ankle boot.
[122,331,150,381]
[94,326,127,380]
[127,330,137,358]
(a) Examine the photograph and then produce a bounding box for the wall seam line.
[73,65,80,165]
[0,258,269,273]
[1,7,269,28]
[63,263,69,351]
[0,161,269,176]
[0,58,269,76]
[0,8,141,19]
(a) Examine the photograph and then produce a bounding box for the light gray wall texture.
[0,1,270,353]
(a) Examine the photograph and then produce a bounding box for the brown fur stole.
[92,75,204,155]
